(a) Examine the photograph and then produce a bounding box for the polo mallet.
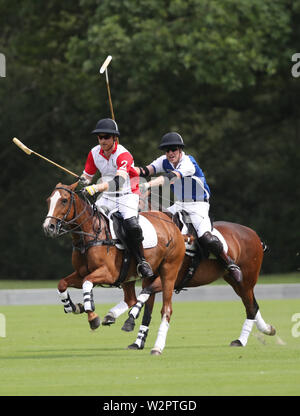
[12,137,80,179]
[99,55,115,121]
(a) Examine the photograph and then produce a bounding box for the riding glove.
[79,175,90,186]
[83,185,99,196]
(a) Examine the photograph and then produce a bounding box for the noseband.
[45,186,89,236]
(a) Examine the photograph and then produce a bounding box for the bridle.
[45,186,114,252]
[45,186,90,236]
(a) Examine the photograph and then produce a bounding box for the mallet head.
[100,55,112,74]
[12,137,32,155]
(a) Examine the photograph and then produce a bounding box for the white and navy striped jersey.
[150,152,210,202]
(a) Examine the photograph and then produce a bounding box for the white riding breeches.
[167,200,211,238]
[96,192,139,220]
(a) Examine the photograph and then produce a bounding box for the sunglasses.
[98,134,112,140]
[165,146,179,153]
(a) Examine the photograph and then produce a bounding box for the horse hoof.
[150,348,162,355]
[122,315,135,332]
[89,316,101,330]
[230,339,243,347]
[102,313,116,326]
[127,343,143,350]
[269,326,276,336]
[73,303,84,314]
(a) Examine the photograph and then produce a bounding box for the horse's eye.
[61,198,68,205]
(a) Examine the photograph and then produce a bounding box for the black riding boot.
[123,217,154,279]
[198,231,243,283]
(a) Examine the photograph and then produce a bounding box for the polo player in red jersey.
[80,118,154,280]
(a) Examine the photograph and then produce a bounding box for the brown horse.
[103,219,276,349]
[42,182,185,355]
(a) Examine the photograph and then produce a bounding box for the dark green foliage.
[0,0,299,278]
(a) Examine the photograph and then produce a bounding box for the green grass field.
[0,272,299,289]
[0,299,299,396]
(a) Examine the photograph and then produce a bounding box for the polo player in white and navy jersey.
[80,118,154,279]
[137,132,242,284]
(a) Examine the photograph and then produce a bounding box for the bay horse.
[42,182,186,355]
[103,219,276,349]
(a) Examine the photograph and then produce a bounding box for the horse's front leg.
[102,281,137,326]
[57,272,84,314]
[82,266,114,330]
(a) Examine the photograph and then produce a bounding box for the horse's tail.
[261,240,269,253]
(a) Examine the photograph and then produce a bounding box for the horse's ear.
[70,181,79,191]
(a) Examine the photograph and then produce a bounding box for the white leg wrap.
[137,293,150,303]
[82,280,93,292]
[57,289,73,313]
[153,315,169,353]
[255,310,271,334]
[109,301,129,318]
[82,280,94,311]
[57,289,68,300]
[130,293,150,319]
[238,319,255,346]
[130,302,143,319]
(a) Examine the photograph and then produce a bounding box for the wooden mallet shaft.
[12,138,79,178]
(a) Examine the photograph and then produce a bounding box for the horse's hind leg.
[57,272,84,314]
[122,285,155,332]
[254,298,276,336]
[102,281,137,326]
[127,294,156,350]
[227,279,275,347]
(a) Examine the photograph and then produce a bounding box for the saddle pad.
[108,212,158,250]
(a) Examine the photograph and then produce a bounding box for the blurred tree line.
[0,0,299,279]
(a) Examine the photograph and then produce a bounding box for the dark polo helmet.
[158,132,185,149]
[91,118,120,137]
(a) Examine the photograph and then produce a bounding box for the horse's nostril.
[43,222,56,236]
